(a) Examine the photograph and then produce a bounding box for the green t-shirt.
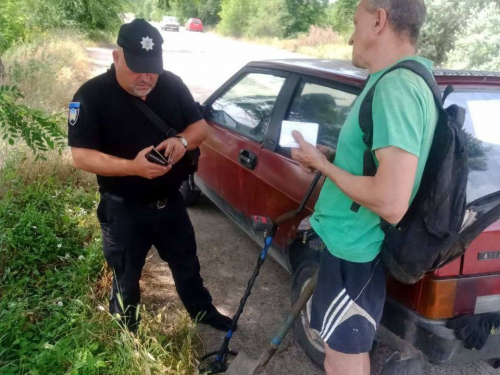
[310,56,439,263]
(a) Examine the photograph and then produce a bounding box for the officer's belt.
[103,192,168,209]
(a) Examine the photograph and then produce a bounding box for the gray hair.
[366,0,427,44]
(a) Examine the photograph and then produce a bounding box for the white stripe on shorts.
[319,288,346,335]
[320,294,351,339]
[323,299,354,342]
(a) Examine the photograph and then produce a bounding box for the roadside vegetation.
[139,0,500,70]
[1,1,199,373]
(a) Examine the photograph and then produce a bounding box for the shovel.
[226,269,319,375]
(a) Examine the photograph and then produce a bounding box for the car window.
[286,82,357,149]
[447,90,500,203]
[208,73,286,142]
[194,19,201,24]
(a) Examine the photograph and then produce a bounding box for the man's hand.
[318,145,336,163]
[156,137,186,164]
[130,146,171,179]
[291,130,329,173]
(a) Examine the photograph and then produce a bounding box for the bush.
[327,0,357,37]
[3,29,91,113]
[218,0,254,37]
[246,0,289,39]
[284,0,329,37]
[0,153,198,375]
[447,3,500,71]
[0,29,90,158]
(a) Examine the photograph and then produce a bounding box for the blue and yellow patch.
[68,102,80,126]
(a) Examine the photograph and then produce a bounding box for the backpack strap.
[350,59,444,213]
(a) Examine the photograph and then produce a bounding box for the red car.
[185,59,500,370]
[185,18,203,32]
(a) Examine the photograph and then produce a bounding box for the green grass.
[0,152,199,375]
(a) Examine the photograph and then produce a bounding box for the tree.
[327,0,357,36]
[447,2,500,71]
[284,0,329,37]
[198,0,222,26]
[418,0,500,67]
[218,0,254,37]
[246,0,289,38]
[0,86,66,158]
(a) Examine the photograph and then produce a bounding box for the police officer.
[68,19,232,332]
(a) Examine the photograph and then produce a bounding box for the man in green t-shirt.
[292,0,437,374]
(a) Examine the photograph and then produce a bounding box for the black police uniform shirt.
[68,65,202,202]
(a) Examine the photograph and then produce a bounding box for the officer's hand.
[156,137,186,165]
[131,146,171,179]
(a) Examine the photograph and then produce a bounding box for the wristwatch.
[175,136,188,148]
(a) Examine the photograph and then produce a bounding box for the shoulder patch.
[68,102,80,126]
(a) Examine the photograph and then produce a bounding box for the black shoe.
[193,306,234,332]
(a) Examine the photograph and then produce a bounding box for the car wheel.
[292,260,325,370]
[180,174,201,207]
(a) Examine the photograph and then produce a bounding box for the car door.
[197,69,289,226]
[253,75,360,251]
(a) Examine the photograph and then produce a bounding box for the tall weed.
[0,153,198,375]
[2,29,91,114]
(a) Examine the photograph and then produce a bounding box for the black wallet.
[146,148,169,166]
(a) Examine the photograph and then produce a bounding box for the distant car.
[162,16,179,32]
[185,18,203,32]
[185,59,500,371]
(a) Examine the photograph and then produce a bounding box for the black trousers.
[97,192,212,329]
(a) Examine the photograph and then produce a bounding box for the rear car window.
[208,73,286,142]
[447,90,500,203]
[193,19,201,24]
[286,82,357,149]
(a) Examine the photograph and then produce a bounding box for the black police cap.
[117,19,164,74]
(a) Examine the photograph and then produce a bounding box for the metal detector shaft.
[203,171,322,373]
[214,237,273,364]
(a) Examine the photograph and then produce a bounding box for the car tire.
[292,260,325,370]
[180,175,201,207]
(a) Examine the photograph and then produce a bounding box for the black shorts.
[310,248,386,354]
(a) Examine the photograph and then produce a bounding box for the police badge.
[68,102,80,126]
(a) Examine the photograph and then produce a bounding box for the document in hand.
[279,120,319,148]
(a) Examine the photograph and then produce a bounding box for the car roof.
[247,59,500,88]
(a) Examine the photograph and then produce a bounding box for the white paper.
[279,120,319,148]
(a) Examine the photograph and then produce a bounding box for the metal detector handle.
[274,171,322,226]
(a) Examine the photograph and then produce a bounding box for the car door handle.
[239,149,258,170]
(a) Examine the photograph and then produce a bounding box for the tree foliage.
[0,86,66,158]
[447,2,500,71]
[327,0,357,36]
[419,0,500,68]
[284,0,329,36]
[246,0,289,39]
[218,0,254,37]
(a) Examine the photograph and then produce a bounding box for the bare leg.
[324,344,370,375]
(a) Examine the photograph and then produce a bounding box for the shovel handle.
[253,269,319,372]
[270,269,319,347]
